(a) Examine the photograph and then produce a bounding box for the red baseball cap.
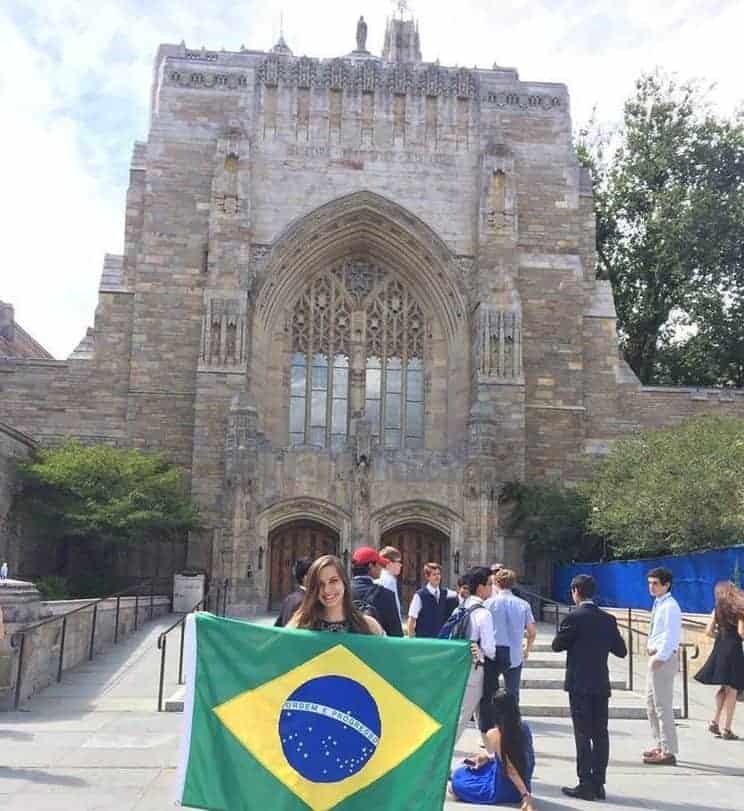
[351,546,390,566]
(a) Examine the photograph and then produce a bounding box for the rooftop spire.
[271,12,293,56]
[382,6,422,63]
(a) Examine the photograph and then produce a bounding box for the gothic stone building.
[3,18,743,612]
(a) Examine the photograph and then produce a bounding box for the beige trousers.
[456,664,484,743]
[646,652,679,754]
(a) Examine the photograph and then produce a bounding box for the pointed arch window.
[289,261,426,450]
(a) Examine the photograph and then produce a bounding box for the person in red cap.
[350,547,404,637]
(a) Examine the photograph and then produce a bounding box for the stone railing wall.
[0,595,170,709]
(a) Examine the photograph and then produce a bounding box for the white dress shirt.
[408,582,457,619]
[648,591,682,661]
[463,595,496,661]
[375,568,401,617]
[485,589,535,669]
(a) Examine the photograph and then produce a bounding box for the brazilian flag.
[176,613,471,810]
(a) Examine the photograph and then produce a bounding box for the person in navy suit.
[552,574,627,802]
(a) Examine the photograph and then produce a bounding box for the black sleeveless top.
[319,618,356,633]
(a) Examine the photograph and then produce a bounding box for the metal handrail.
[156,578,229,712]
[518,588,699,719]
[10,578,166,709]
[517,587,571,633]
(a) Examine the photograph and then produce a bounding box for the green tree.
[584,416,744,557]
[14,441,200,549]
[501,479,592,564]
[579,72,744,384]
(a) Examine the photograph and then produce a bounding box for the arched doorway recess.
[380,523,449,611]
[268,520,339,608]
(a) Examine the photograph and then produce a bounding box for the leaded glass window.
[290,273,351,449]
[289,261,426,450]
[365,278,424,448]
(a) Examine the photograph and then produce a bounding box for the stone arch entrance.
[268,520,339,608]
[380,523,449,611]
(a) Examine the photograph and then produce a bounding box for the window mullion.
[327,287,335,448]
[305,296,314,444]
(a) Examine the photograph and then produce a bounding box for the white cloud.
[1,0,742,358]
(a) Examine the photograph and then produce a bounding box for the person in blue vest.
[407,562,458,638]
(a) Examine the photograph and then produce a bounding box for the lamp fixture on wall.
[258,546,264,571]
[453,550,461,575]
[343,548,349,570]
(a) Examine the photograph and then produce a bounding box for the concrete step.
[522,655,565,670]
[520,669,627,691]
[517,689,681,720]
[165,686,186,712]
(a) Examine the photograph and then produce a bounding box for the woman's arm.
[704,611,717,639]
[503,758,530,802]
[485,728,535,809]
[364,615,385,636]
[738,616,744,640]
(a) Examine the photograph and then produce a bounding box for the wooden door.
[269,521,339,608]
[380,524,448,614]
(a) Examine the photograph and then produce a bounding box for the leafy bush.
[584,416,744,557]
[501,480,592,564]
[34,575,70,601]
[13,441,201,546]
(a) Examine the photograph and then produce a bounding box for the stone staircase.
[517,624,680,719]
[163,621,681,719]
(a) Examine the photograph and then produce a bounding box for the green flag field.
[176,613,471,811]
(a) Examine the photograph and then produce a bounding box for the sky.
[1,0,742,359]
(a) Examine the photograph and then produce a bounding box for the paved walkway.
[0,616,742,810]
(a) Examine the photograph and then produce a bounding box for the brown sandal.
[721,729,739,740]
[708,721,721,735]
[643,751,677,765]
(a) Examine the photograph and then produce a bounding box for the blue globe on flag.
[278,675,382,783]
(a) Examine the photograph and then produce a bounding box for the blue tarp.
[553,546,744,614]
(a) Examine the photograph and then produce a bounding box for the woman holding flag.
[288,554,384,635]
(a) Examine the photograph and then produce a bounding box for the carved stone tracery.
[200,294,247,368]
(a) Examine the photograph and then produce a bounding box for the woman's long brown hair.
[292,555,371,634]
[714,580,744,629]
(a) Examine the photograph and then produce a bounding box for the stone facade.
[0,424,36,577]
[1,18,742,612]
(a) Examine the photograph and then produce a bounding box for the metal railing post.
[14,633,26,710]
[158,635,167,712]
[627,608,634,692]
[134,592,139,631]
[178,622,186,685]
[89,604,98,660]
[682,646,689,720]
[149,579,154,620]
[114,595,121,645]
[57,616,68,682]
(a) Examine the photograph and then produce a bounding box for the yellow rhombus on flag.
[176,614,471,811]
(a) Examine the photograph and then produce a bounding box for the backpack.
[352,584,382,623]
[437,603,485,640]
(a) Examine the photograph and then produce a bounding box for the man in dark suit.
[552,574,627,802]
[274,557,313,627]
[350,547,403,637]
